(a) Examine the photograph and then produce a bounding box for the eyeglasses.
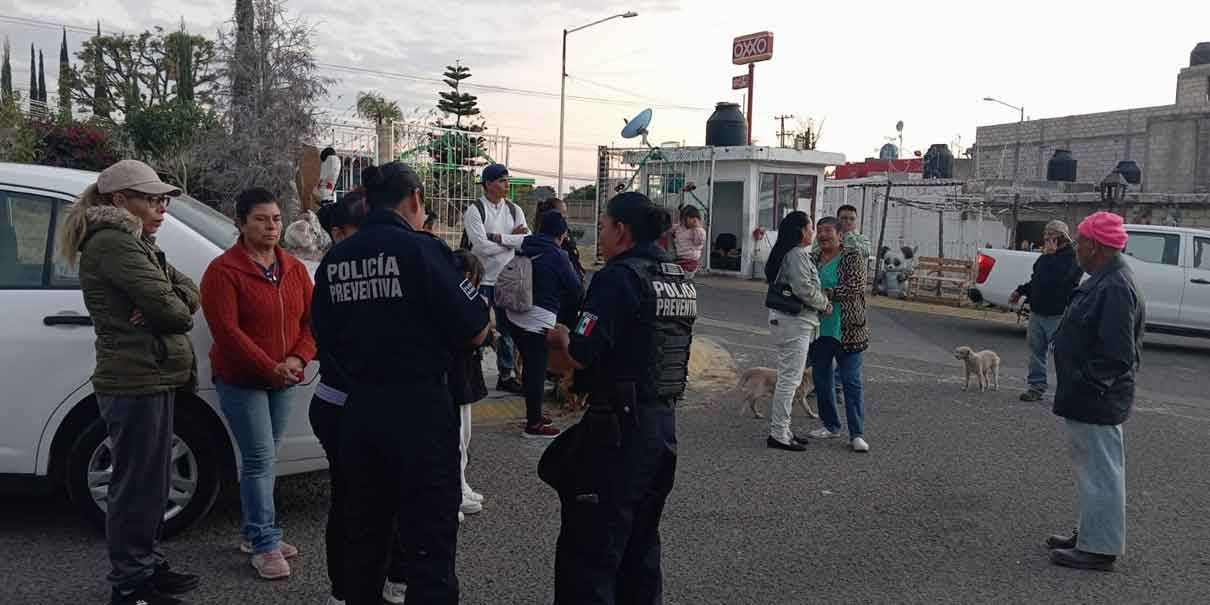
[121,191,172,209]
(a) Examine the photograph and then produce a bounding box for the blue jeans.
[1067,419,1126,555]
[480,285,516,379]
[810,338,865,437]
[1027,314,1063,392]
[215,378,296,554]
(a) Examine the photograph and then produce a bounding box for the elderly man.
[1011,220,1084,402]
[1046,211,1145,572]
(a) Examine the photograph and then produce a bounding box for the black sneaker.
[496,377,524,394]
[151,563,200,595]
[790,433,810,446]
[1020,390,1044,402]
[766,436,807,452]
[111,584,184,605]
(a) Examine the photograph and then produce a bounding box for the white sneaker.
[460,498,483,515]
[458,511,465,523]
[463,489,484,503]
[851,437,870,452]
[382,579,407,604]
[326,597,345,605]
[808,427,839,439]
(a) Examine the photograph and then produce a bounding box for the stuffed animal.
[317,147,342,205]
[876,245,916,299]
[282,210,330,261]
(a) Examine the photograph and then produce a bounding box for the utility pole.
[774,114,794,148]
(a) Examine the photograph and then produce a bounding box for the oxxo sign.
[732,31,774,65]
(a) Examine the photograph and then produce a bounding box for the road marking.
[698,316,770,336]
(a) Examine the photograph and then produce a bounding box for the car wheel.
[65,402,222,538]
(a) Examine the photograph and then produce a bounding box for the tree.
[58,29,73,121]
[198,0,333,219]
[28,44,37,116]
[355,91,402,127]
[72,26,216,121]
[37,50,47,105]
[1,37,12,105]
[174,21,194,102]
[566,184,597,202]
[90,23,109,119]
[436,61,483,132]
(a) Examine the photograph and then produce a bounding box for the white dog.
[953,346,1000,392]
[736,367,817,419]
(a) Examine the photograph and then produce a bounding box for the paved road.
[3,283,1209,603]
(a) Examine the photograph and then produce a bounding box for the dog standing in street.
[954,346,1001,392]
[737,367,817,419]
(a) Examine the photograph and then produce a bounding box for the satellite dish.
[621,108,654,146]
[895,120,904,133]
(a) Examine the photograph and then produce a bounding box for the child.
[450,250,490,516]
[671,205,707,276]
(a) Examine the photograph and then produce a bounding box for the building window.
[758,173,818,230]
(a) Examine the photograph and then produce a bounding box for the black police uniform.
[312,208,489,605]
[542,242,697,604]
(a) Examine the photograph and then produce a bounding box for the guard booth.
[596,145,844,278]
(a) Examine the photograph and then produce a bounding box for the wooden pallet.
[907,256,975,307]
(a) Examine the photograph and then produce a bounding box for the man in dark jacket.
[1010,220,1084,401]
[1045,211,1144,572]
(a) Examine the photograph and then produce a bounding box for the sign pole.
[746,63,754,145]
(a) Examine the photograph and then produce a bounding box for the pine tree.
[1,37,12,105]
[29,43,37,115]
[91,22,109,119]
[436,61,482,131]
[123,44,139,114]
[231,0,255,127]
[58,29,73,121]
[38,50,48,107]
[175,21,194,103]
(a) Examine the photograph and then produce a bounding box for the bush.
[32,119,119,171]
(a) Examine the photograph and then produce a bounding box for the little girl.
[450,250,490,518]
[671,205,707,276]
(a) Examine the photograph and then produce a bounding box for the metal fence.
[318,120,378,200]
[391,122,512,247]
[595,145,716,265]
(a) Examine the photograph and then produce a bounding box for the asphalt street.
[3,282,1209,604]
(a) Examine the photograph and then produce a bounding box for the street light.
[983,96,1026,248]
[558,11,638,196]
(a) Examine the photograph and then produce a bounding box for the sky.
[2,0,1208,191]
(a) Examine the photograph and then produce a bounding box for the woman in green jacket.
[59,160,201,605]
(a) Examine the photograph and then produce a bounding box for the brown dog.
[737,366,817,419]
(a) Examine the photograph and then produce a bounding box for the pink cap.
[1077,211,1128,250]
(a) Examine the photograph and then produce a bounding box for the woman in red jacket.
[200,187,316,581]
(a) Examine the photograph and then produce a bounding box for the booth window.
[758,173,818,229]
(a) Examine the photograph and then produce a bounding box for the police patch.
[459,279,479,301]
[574,312,598,336]
[659,262,685,276]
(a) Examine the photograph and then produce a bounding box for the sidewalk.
[693,273,1022,326]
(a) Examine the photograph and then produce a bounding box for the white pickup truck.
[968,224,1210,337]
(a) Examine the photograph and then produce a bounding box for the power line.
[0,15,121,36]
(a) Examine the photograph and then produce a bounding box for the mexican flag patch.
[574,312,599,336]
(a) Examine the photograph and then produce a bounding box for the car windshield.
[167,195,238,249]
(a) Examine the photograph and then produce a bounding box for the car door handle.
[44,314,93,326]
[1192,278,1210,285]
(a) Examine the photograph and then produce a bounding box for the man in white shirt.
[463,164,529,393]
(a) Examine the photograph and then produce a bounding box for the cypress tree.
[58,29,73,121]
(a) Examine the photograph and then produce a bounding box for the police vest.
[615,256,697,401]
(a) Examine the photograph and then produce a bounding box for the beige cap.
[97,160,181,196]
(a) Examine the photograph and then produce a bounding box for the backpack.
[460,199,520,251]
[494,252,542,313]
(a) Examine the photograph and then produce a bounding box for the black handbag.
[765,282,804,314]
[764,261,804,314]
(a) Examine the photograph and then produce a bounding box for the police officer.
[544,192,697,604]
[312,162,490,605]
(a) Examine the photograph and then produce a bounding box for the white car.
[968,224,1210,337]
[0,163,326,536]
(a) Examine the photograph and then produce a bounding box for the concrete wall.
[1176,64,1210,111]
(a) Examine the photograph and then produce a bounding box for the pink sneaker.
[241,539,298,559]
[251,549,291,580]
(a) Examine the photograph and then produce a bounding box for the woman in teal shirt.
[808,216,871,452]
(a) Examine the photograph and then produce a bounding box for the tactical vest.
[615,256,698,401]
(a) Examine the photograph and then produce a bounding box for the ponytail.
[58,183,110,268]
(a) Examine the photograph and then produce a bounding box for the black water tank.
[923,144,954,179]
[1116,160,1141,185]
[705,102,747,147]
[1047,149,1077,182]
[879,143,899,160]
[1191,42,1210,67]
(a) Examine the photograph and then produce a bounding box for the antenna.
[621,108,654,147]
